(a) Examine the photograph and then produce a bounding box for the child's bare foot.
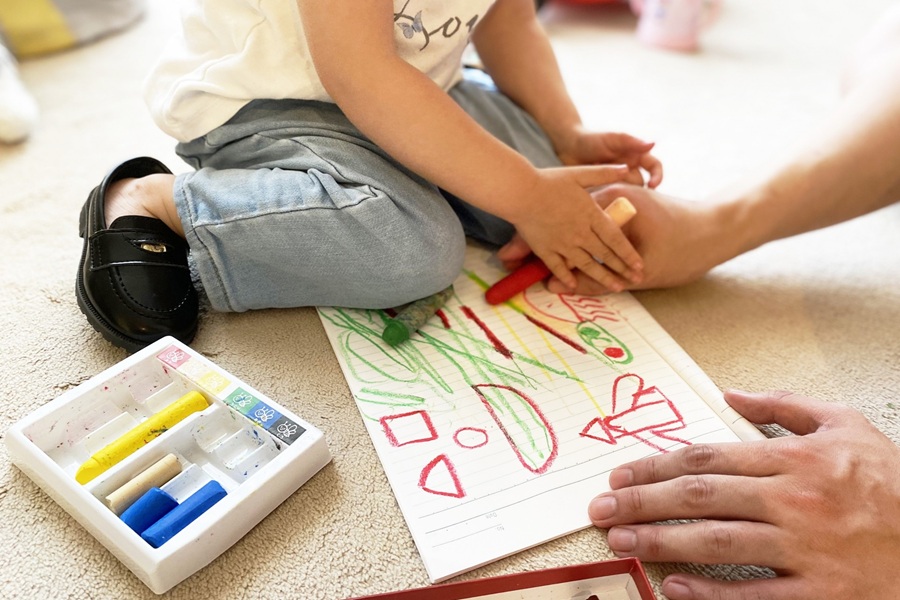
[104,173,183,237]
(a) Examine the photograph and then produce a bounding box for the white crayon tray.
[5,337,331,594]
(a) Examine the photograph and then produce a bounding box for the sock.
[0,44,39,144]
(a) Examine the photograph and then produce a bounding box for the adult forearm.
[721,17,900,253]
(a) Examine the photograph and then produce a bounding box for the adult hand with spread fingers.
[588,390,900,600]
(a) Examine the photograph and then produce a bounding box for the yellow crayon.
[75,391,208,485]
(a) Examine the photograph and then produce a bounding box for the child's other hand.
[509,165,644,292]
[555,127,663,189]
[496,233,532,273]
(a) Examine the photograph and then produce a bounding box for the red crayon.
[484,259,551,305]
[485,197,637,305]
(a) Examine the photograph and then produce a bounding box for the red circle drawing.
[453,427,489,449]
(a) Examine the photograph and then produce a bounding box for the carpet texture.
[1,0,897,598]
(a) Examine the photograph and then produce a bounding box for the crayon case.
[5,336,332,594]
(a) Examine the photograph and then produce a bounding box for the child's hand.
[521,183,736,297]
[554,127,663,189]
[496,232,532,273]
[509,165,644,292]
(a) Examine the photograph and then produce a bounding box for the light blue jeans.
[173,70,562,312]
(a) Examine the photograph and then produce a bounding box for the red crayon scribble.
[524,313,587,354]
[461,305,512,358]
[453,427,489,449]
[651,429,692,446]
[603,347,625,359]
[436,308,451,329]
[419,454,465,498]
[523,292,620,325]
[580,373,690,453]
[560,295,619,323]
[473,383,558,474]
[380,410,438,447]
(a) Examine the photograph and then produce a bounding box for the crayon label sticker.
[271,416,306,445]
[177,358,211,381]
[248,401,282,429]
[157,346,190,369]
[225,388,259,414]
[196,370,231,394]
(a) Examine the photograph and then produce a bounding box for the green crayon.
[382,285,454,346]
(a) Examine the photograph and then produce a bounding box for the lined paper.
[318,244,764,582]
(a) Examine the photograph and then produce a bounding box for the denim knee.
[375,218,467,306]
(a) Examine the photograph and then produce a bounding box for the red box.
[348,558,656,599]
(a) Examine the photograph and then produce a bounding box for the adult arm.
[538,4,900,295]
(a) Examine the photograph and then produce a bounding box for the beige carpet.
[2,0,898,598]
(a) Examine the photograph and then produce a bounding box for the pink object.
[630,0,721,52]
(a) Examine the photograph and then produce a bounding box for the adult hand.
[588,390,900,600]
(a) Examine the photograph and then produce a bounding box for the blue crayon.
[141,480,227,548]
[120,487,178,536]
[382,285,454,346]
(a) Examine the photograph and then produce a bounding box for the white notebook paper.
[318,244,763,583]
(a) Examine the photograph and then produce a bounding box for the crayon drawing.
[317,244,763,583]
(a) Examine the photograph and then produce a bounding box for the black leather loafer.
[76,157,199,352]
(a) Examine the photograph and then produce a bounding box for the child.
[76,0,662,352]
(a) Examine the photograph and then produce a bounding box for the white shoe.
[0,45,39,144]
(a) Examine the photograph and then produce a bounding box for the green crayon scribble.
[482,386,546,467]
[577,321,634,368]
[322,275,637,459]
[357,388,425,406]
[463,270,491,291]
[473,383,557,472]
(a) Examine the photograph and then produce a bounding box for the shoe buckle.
[140,242,168,253]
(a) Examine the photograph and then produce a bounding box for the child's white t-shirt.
[144,0,496,143]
